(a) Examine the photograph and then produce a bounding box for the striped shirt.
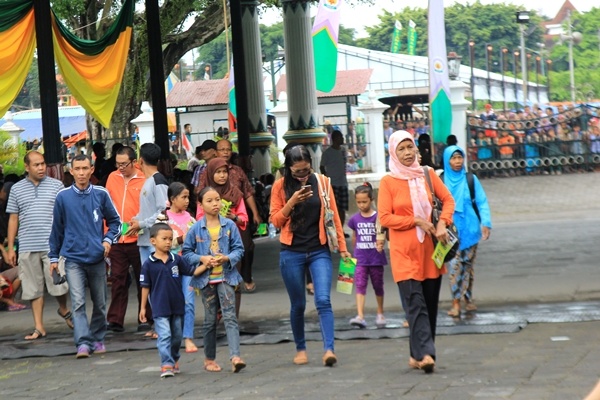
[6,176,65,252]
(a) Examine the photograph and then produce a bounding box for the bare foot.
[184,338,198,353]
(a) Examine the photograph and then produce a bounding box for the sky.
[258,0,593,38]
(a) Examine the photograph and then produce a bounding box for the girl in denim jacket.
[182,186,246,373]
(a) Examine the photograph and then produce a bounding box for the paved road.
[1,172,600,399]
[1,321,599,399]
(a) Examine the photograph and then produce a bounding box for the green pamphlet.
[336,257,357,295]
[431,228,459,268]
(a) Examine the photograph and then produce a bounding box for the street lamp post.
[561,10,582,104]
[527,53,532,103]
[516,11,530,107]
[513,50,519,109]
[447,51,462,80]
[546,59,552,100]
[486,44,492,103]
[263,46,285,107]
[469,40,475,110]
[535,56,541,103]
[502,47,508,112]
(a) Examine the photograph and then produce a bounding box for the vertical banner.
[227,60,237,134]
[428,0,452,143]
[312,0,342,93]
[407,19,417,55]
[390,20,402,54]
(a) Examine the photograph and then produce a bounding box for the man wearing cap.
[191,140,217,188]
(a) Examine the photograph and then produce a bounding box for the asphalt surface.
[1,172,600,399]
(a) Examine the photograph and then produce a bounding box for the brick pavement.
[1,172,600,399]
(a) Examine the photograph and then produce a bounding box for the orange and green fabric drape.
[51,0,134,127]
[0,0,36,118]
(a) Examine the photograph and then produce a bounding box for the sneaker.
[173,362,180,374]
[93,342,106,354]
[160,366,174,378]
[375,314,386,328]
[349,316,367,328]
[76,345,90,359]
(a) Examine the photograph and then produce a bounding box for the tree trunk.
[52,0,228,140]
[110,1,227,136]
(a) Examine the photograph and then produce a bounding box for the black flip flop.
[58,309,74,329]
[25,329,46,341]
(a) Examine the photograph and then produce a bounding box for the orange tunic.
[378,168,455,283]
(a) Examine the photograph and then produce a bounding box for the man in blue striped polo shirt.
[6,151,72,340]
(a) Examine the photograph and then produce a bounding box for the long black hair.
[282,145,312,231]
[167,182,187,203]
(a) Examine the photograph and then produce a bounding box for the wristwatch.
[233,215,238,222]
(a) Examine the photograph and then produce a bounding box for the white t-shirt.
[320,147,348,186]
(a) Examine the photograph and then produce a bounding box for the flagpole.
[223,0,231,73]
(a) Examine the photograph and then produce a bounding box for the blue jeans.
[154,315,183,367]
[138,245,155,267]
[181,275,195,339]
[201,283,240,360]
[279,249,335,352]
[64,260,107,349]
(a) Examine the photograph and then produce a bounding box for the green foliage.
[356,2,543,71]
[0,131,25,175]
[196,21,356,77]
[14,61,40,110]
[261,22,285,62]
[196,30,232,80]
[547,8,600,102]
[339,26,357,46]
[270,143,282,175]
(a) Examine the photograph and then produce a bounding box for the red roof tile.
[166,80,229,108]
[167,69,373,108]
[542,0,577,26]
[274,69,373,100]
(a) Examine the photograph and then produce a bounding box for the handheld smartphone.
[301,185,312,192]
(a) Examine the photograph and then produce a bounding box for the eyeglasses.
[217,148,232,152]
[290,168,311,177]
[115,160,133,169]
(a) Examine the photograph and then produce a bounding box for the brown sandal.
[231,356,246,373]
[447,307,460,317]
[204,360,222,372]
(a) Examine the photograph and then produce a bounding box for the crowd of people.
[467,103,600,176]
[0,139,261,377]
[0,119,500,377]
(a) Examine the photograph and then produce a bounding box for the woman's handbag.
[423,167,459,262]
[316,174,339,253]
